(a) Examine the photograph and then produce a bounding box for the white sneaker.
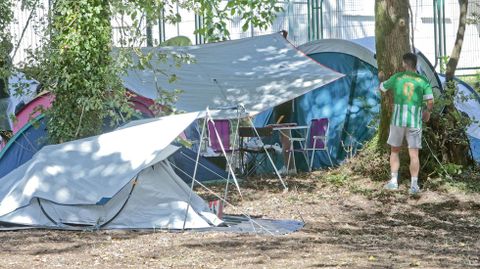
[384,181,398,190]
[409,184,421,195]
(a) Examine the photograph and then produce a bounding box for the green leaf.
[242,22,249,32]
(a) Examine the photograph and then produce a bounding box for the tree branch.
[446,0,468,81]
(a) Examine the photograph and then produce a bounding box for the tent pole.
[206,109,243,198]
[223,107,242,203]
[182,116,207,230]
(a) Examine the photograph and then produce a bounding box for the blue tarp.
[169,147,229,183]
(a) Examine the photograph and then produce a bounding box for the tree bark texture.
[374,0,412,150]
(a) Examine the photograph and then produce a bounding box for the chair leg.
[302,151,310,172]
[292,148,297,174]
[309,139,317,171]
[326,145,334,167]
[286,140,294,174]
[245,153,257,177]
[290,140,297,174]
[298,138,310,172]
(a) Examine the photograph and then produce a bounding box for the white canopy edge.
[120,32,344,119]
[0,112,201,217]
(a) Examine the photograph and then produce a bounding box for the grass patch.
[349,184,375,198]
[424,168,480,193]
[323,172,348,187]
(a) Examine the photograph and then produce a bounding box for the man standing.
[378,53,434,194]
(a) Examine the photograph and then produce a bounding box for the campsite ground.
[0,171,479,269]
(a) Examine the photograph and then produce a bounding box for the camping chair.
[202,119,233,170]
[292,118,333,171]
[207,119,231,153]
[305,118,333,169]
[238,126,276,177]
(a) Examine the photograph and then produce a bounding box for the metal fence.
[311,0,480,74]
[10,0,480,74]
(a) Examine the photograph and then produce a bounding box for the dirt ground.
[0,172,479,269]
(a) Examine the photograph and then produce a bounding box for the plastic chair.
[288,118,333,171]
[306,118,333,169]
[207,119,231,153]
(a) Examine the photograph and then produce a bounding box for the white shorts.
[387,125,422,149]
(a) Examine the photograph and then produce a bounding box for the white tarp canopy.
[120,32,344,119]
[0,112,222,229]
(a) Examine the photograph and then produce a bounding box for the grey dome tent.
[350,37,443,96]
[0,114,229,183]
[0,112,222,229]
[438,74,480,162]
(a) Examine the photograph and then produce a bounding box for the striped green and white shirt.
[380,71,434,128]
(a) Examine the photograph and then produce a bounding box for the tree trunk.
[374,0,411,151]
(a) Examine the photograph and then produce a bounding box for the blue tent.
[351,37,443,96]
[254,39,380,171]
[0,115,47,178]
[0,115,229,183]
[169,147,229,183]
[253,37,479,172]
[353,37,479,163]
[438,74,480,162]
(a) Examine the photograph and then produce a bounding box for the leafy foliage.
[0,0,13,97]
[0,0,13,131]
[422,80,475,170]
[193,0,283,42]
[32,0,282,143]
[467,2,479,24]
[43,0,131,143]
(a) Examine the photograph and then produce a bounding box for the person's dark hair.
[402,52,417,69]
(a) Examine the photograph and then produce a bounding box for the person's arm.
[378,71,395,93]
[422,84,434,122]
